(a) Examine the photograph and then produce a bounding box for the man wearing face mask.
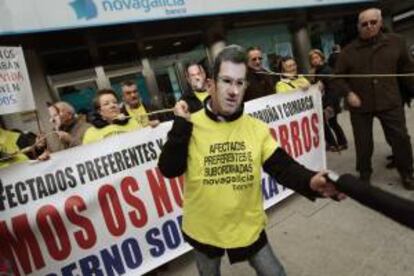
[180,62,210,113]
[334,8,414,189]
[243,46,278,102]
[158,46,345,276]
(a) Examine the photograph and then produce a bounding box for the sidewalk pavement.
[153,107,414,276]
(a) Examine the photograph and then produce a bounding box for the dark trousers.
[350,107,413,175]
[324,114,348,147]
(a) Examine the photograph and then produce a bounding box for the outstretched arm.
[263,148,345,200]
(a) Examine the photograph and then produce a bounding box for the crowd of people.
[1,6,414,276]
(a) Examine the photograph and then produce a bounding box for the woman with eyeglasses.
[275,56,310,93]
[309,49,348,152]
[82,89,140,144]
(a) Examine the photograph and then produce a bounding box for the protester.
[309,49,347,152]
[275,56,310,93]
[180,62,210,113]
[120,80,160,127]
[158,45,345,276]
[328,44,341,69]
[82,89,140,144]
[0,127,48,168]
[334,8,414,188]
[244,46,278,101]
[47,101,91,150]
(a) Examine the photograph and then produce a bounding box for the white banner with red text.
[0,46,35,115]
[0,86,325,275]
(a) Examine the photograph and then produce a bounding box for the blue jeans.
[193,243,287,276]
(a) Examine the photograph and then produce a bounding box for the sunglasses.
[251,57,263,61]
[360,20,378,28]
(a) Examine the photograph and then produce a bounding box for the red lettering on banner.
[269,128,277,141]
[169,176,184,208]
[268,112,321,158]
[0,215,45,275]
[301,117,312,152]
[36,205,71,261]
[311,113,320,148]
[65,195,97,249]
[146,168,174,218]
[290,120,303,158]
[278,124,292,155]
[121,176,148,228]
[98,185,127,236]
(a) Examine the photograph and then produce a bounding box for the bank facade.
[2,0,411,133]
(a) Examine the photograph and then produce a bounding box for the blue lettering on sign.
[121,238,143,269]
[102,0,186,14]
[262,175,287,200]
[0,94,17,106]
[101,244,126,275]
[146,227,166,257]
[52,238,143,275]
[162,220,181,249]
[80,255,104,276]
[146,215,184,257]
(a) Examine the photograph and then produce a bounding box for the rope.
[257,71,414,78]
[134,108,175,117]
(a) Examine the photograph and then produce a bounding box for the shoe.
[400,174,414,190]
[326,145,339,152]
[359,172,371,185]
[337,144,348,151]
[386,160,396,169]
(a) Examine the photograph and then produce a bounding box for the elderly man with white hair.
[47,101,91,150]
[334,8,414,189]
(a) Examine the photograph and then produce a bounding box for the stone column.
[290,12,312,73]
[205,18,226,65]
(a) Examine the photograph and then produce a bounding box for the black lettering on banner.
[202,141,255,191]
[0,140,167,210]
[0,166,80,211]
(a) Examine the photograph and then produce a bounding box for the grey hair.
[55,101,76,115]
[358,8,382,23]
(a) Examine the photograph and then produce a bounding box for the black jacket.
[334,32,414,112]
[314,63,341,113]
[244,68,278,102]
[180,90,204,113]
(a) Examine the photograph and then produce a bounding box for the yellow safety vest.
[0,128,28,169]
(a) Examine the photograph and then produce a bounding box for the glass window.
[227,24,292,71]
[57,81,98,115]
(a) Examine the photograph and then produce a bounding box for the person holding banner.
[334,8,414,188]
[82,89,140,144]
[0,127,30,168]
[120,80,160,127]
[243,46,278,102]
[158,45,345,276]
[47,101,91,150]
[0,127,47,168]
[275,56,311,93]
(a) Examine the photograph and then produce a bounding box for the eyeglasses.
[360,20,378,28]
[218,76,247,89]
[251,57,263,61]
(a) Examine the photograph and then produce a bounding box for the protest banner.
[0,87,325,275]
[0,46,35,115]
